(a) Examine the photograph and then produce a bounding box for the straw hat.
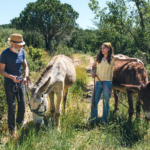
[8,34,25,45]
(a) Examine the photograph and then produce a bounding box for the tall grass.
[0,50,150,149]
[1,63,150,150]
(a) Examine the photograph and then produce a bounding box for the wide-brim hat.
[8,34,25,45]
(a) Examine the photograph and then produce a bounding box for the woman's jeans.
[90,81,112,123]
[4,81,26,132]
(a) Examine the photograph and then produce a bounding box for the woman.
[90,42,143,124]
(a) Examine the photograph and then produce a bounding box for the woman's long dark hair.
[96,44,114,64]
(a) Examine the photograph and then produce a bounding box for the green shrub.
[0,75,7,130]
[55,45,75,57]
[0,39,7,48]
[0,27,23,42]
[27,46,43,61]
[0,37,2,43]
[25,46,45,72]
[26,55,45,72]
[133,50,148,65]
[146,64,150,80]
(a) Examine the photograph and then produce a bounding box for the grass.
[2,94,150,150]
[0,50,150,149]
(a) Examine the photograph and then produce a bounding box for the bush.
[0,37,2,43]
[0,39,7,48]
[0,27,24,42]
[27,46,43,61]
[25,46,45,72]
[133,50,148,65]
[55,45,75,57]
[0,75,7,131]
[0,27,45,48]
[146,64,150,80]
[26,55,45,72]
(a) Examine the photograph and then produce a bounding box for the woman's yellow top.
[96,56,115,81]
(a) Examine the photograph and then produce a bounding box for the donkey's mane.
[35,57,58,86]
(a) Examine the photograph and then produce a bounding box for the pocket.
[4,82,11,87]
[4,82,15,88]
[110,81,112,87]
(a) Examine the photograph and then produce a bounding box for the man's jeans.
[4,82,26,132]
[90,81,112,123]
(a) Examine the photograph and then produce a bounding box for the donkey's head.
[27,77,51,124]
[122,82,150,120]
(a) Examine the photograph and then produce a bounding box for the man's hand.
[22,77,27,85]
[137,59,144,65]
[10,75,21,83]
[91,70,96,78]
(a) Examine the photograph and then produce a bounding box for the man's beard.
[12,46,22,54]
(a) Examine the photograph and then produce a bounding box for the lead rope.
[93,77,96,108]
[25,85,30,102]
[94,74,148,123]
[13,76,24,102]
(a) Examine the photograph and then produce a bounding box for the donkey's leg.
[127,90,134,122]
[114,90,119,111]
[136,97,141,119]
[63,88,68,114]
[56,90,63,130]
[48,91,55,124]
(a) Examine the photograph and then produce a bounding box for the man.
[0,34,29,135]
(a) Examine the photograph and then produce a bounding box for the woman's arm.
[114,55,144,65]
[91,61,97,78]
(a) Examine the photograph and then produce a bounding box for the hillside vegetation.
[0,44,150,149]
[1,0,150,149]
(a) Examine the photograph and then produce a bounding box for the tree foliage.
[88,0,150,55]
[11,0,79,51]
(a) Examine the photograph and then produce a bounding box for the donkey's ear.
[27,76,33,90]
[121,84,140,92]
[38,77,51,96]
[146,82,150,90]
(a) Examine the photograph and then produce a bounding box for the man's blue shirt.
[0,48,26,83]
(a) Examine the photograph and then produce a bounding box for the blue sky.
[0,0,109,29]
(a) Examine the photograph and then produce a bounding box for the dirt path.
[73,54,103,118]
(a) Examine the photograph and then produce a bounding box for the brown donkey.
[113,54,150,121]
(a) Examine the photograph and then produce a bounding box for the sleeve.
[23,49,26,59]
[0,51,6,64]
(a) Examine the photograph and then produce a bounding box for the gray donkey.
[27,55,76,129]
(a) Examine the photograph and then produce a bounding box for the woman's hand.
[91,70,96,78]
[137,59,144,65]
[91,61,97,78]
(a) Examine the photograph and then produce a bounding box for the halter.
[25,85,47,117]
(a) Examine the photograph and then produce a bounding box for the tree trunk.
[45,39,51,51]
[134,0,145,30]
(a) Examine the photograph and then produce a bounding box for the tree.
[11,0,79,51]
[88,0,150,54]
